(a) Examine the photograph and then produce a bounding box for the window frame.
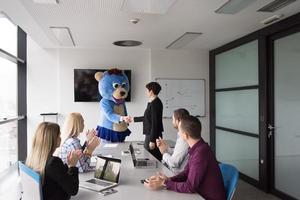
[0,26,27,163]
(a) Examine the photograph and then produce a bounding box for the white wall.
[150,49,210,143]
[58,48,150,142]
[27,37,59,150]
[27,39,210,151]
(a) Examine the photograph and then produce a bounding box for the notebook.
[129,143,157,169]
[80,156,121,192]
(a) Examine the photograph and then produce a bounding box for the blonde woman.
[26,122,82,200]
[60,112,100,172]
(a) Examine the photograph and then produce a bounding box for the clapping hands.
[156,137,168,154]
[85,129,100,154]
[67,149,82,167]
[86,129,97,142]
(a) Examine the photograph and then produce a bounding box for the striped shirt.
[60,137,91,172]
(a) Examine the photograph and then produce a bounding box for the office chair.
[19,161,43,200]
[219,163,239,200]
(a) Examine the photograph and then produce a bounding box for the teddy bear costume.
[95,68,131,142]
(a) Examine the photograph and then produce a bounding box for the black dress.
[134,97,164,160]
[43,156,79,200]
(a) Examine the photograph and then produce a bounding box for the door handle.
[268,124,275,130]
[267,124,275,139]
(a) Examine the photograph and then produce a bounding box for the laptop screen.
[94,156,121,183]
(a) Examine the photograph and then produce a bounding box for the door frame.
[267,25,300,200]
[210,12,300,195]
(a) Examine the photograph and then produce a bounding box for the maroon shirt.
[165,139,226,200]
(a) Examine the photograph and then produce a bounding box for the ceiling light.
[32,0,59,4]
[166,32,202,49]
[113,40,142,47]
[50,27,75,46]
[122,0,177,14]
[215,0,258,14]
[257,0,296,12]
[261,14,284,25]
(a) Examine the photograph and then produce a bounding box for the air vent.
[113,40,142,47]
[215,0,258,14]
[261,14,284,25]
[257,0,297,12]
[50,27,75,46]
[166,32,202,49]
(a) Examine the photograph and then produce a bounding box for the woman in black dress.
[134,82,164,161]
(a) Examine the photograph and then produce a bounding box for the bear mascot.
[94,68,131,142]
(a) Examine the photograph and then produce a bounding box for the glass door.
[214,40,260,182]
[269,28,300,200]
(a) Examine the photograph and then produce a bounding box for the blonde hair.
[26,122,60,180]
[62,112,84,141]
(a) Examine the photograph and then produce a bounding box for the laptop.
[80,156,121,192]
[129,143,157,169]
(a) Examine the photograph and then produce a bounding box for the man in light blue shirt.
[156,108,190,174]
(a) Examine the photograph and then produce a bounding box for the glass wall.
[0,15,19,173]
[274,31,300,199]
[215,40,259,180]
[0,17,17,56]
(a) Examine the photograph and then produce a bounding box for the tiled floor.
[233,180,280,200]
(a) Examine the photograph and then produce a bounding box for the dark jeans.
[144,135,162,161]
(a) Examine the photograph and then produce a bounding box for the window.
[0,14,26,173]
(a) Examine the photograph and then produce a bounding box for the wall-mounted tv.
[74,69,131,102]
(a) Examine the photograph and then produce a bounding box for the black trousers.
[144,135,162,161]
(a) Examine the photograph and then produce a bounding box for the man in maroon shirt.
[144,115,226,200]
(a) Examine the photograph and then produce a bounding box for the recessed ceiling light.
[50,27,75,46]
[113,40,142,47]
[122,0,177,14]
[215,0,258,14]
[166,32,202,49]
[32,0,59,4]
[260,14,284,25]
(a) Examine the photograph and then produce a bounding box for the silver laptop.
[129,143,157,169]
[80,156,121,192]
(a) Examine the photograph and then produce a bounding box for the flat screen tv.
[74,69,131,102]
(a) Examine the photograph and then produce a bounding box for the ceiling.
[2,0,300,50]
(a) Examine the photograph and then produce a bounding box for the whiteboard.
[156,78,205,118]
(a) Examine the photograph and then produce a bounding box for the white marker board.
[156,78,205,118]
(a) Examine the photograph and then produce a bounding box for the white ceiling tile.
[6,0,299,49]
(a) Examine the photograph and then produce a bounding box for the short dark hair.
[180,115,202,139]
[173,108,190,121]
[146,82,161,95]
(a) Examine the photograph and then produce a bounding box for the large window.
[0,15,26,173]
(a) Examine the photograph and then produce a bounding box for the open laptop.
[129,143,157,169]
[80,156,121,192]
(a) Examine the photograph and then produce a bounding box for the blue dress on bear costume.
[96,126,131,142]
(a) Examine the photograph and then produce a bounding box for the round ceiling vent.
[113,40,142,47]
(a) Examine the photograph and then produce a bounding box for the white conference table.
[72,141,202,200]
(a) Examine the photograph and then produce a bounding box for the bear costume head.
[95,68,130,104]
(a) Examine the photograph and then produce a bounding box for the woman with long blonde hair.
[60,112,100,172]
[26,122,82,200]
